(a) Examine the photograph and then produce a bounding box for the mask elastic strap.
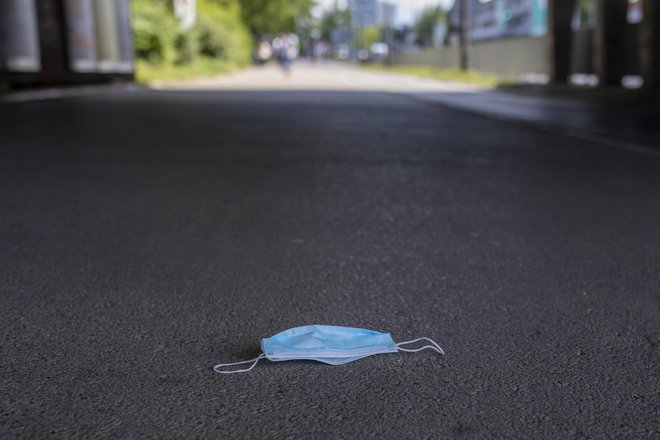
[213,353,265,374]
[396,337,445,355]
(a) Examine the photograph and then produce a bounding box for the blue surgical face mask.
[213,325,444,374]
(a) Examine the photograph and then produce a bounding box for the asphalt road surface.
[1,66,659,439]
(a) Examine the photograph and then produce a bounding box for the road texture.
[1,63,659,439]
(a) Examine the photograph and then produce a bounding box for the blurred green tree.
[416,5,446,47]
[238,0,315,36]
[319,2,351,41]
[132,0,252,67]
[132,0,178,63]
[356,26,381,50]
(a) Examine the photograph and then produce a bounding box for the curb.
[403,92,660,158]
[0,82,148,103]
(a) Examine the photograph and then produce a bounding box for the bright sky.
[314,0,455,26]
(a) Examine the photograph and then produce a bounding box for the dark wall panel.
[35,0,68,83]
[0,0,41,72]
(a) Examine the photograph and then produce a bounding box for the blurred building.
[378,2,397,28]
[469,0,547,40]
[348,0,379,28]
[448,0,547,41]
[348,0,396,29]
[0,0,134,89]
[393,0,659,89]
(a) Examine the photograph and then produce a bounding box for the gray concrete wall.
[468,36,550,76]
[392,36,550,77]
[393,46,461,71]
[392,24,645,81]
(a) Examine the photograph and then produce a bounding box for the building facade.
[458,0,548,42]
[378,2,397,28]
[348,0,379,28]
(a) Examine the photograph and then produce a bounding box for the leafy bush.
[132,0,252,73]
[132,1,178,63]
[197,0,252,66]
[174,28,200,64]
[198,15,228,58]
[356,26,381,50]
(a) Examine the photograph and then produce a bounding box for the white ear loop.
[213,338,443,374]
[213,353,265,374]
[396,337,445,355]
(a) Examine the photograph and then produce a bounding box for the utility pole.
[385,26,394,66]
[458,0,468,71]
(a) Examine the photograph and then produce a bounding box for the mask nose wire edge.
[396,337,445,355]
[213,353,266,374]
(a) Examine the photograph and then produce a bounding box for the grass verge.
[359,63,507,88]
[135,57,242,83]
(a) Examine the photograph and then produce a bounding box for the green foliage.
[319,3,351,41]
[132,0,252,81]
[360,64,505,88]
[356,26,381,50]
[198,16,227,58]
[416,6,447,47]
[174,29,200,64]
[238,0,315,36]
[132,0,178,63]
[197,0,252,65]
[135,57,237,83]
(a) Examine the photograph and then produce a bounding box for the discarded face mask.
[213,324,445,374]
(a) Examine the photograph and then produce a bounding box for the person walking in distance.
[272,32,299,75]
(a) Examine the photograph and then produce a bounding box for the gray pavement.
[156,62,660,153]
[1,66,659,439]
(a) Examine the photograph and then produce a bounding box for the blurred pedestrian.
[255,39,272,64]
[272,32,299,75]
